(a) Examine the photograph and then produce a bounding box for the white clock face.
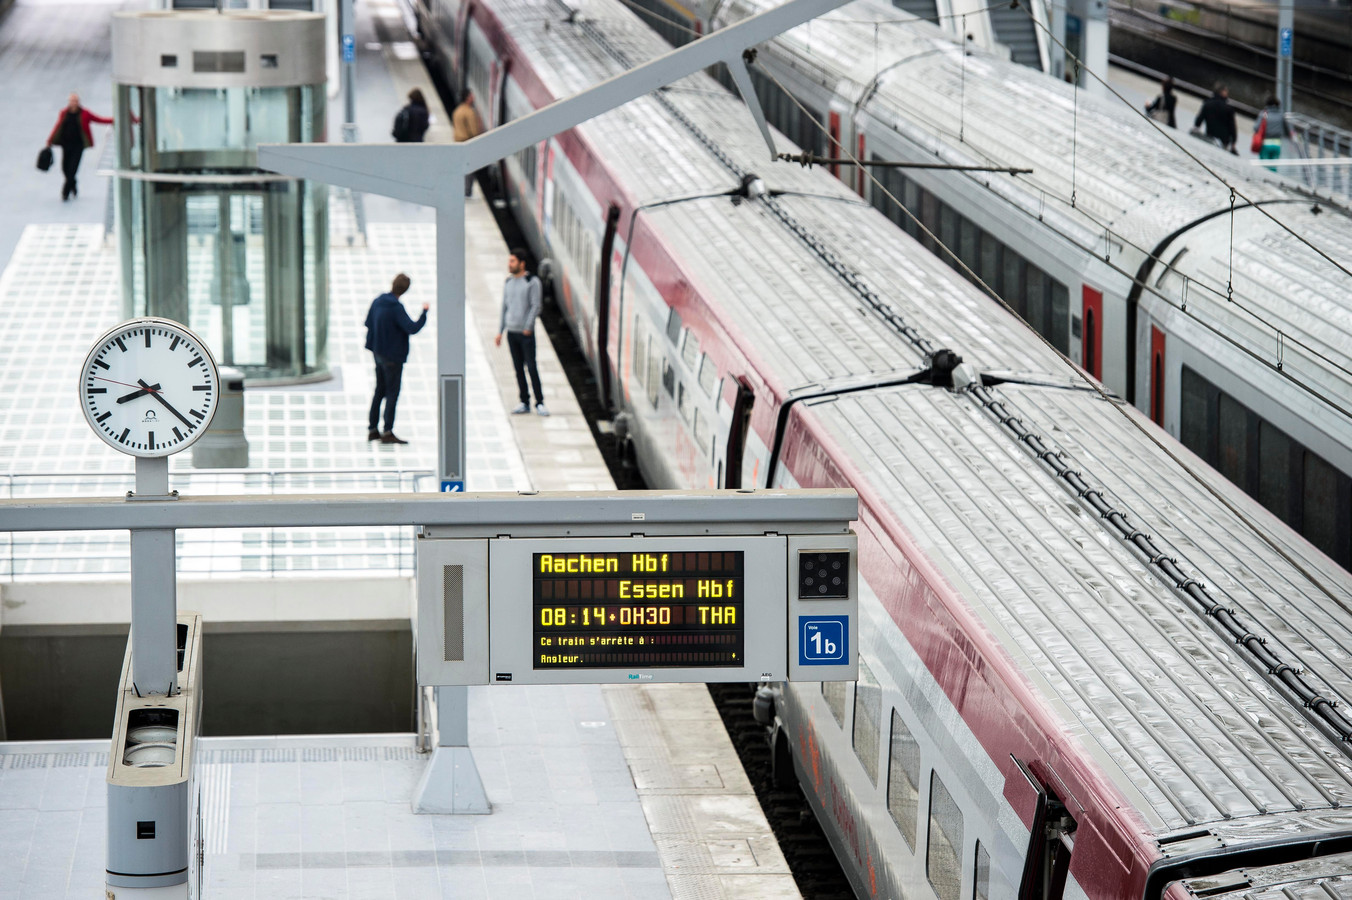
[79,319,220,458]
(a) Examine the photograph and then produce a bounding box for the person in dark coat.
[1145,77,1177,128]
[392,89,431,143]
[46,93,113,201]
[364,273,429,444]
[1194,83,1238,153]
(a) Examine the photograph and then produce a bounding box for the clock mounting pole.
[130,454,178,697]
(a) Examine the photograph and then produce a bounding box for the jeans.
[368,356,404,432]
[506,331,543,406]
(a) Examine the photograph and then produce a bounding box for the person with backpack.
[45,93,113,201]
[1253,96,1293,170]
[494,248,548,416]
[391,88,430,143]
[1145,77,1177,128]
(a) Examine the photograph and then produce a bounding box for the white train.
[615,0,1352,574]
[416,0,1352,897]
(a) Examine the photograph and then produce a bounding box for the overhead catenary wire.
[753,16,1352,399]
[1010,0,1352,286]
[753,60,1352,626]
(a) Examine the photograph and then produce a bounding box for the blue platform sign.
[342,33,355,63]
[1279,27,1292,57]
[799,616,848,666]
[440,481,464,493]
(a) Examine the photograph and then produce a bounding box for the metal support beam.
[256,0,854,814]
[725,52,777,160]
[0,489,858,534]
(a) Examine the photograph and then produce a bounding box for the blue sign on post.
[799,616,848,666]
[1279,27,1292,57]
[342,33,355,63]
[440,481,464,493]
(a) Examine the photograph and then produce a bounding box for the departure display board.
[533,550,745,669]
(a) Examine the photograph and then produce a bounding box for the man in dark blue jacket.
[364,274,428,444]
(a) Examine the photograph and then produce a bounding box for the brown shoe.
[380,432,408,445]
[368,429,381,441]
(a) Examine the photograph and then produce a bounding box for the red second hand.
[92,376,160,393]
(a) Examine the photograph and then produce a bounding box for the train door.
[828,110,843,180]
[724,379,755,488]
[1150,326,1165,426]
[1009,758,1076,900]
[595,204,621,415]
[1081,286,1102,380]
[855,130,866,196]
[454,2,473,92]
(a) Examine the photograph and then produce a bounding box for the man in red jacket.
[46,93,113,201]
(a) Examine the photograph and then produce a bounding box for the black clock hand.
[116,382,161,404]
[139,379,195,428]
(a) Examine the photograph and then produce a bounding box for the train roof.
[719,0,1311,245]
[490,0,1352,845]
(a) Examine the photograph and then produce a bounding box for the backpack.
[392,106,412,142]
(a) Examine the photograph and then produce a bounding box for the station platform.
[0,0,797,896]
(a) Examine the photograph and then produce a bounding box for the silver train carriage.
[604,0,1352,572]
[413,0,1352,896]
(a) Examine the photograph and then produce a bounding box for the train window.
[648,353,662,406]
[633,324,647,390]
[887,710,921,850]
[692,407,710,454]
[1217,394,1248,486]
[677,383,691,426]
[902,177,921,241]
[974,841,990,900]
[516,142,538,192]
[958,219,980,284]
[681,331,700,371]
[1303,452,1340,559]
[979,233,1001,296]
[851,659,882,785]
[938,202,959,260]
[1003,253,1025,319]
[1180,367,1211,460]
[927,773,965,900]
[666,308,682,344]
[1259,421,1294,521]
[919,188,939,255]
[1025,265,1046,338]
[1049,279,1069,353]
[697,354,717,396]
[822,680,849,727]
[662,361,675,398]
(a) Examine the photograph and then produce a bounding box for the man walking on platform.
[495,248,548,417]
[46,93,113,201]
[452,90,484,197]
[365,274,428,445]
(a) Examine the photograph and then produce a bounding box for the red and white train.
[416,0,1352,897]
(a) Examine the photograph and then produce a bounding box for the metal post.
[437,199,466,491]
[1276,0,1294,115]
[341,0,356,141]
[130,456,178,696]
[255,0,858,812]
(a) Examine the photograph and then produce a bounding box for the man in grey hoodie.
[494,248,548,416]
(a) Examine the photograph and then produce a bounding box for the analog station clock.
[79,318,219,458]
